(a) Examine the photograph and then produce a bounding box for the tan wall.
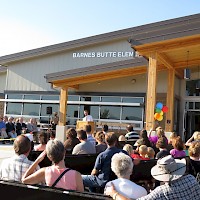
[0,72,6,93]
[6,39,134,91]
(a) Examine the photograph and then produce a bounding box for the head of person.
[8,116,14,123]
[46,139,65,164]
[14,135,31,156]
[105,132,118,146]
[111,152,133,178]
[188,141,200,159]
[85,124,92,134]
[172,136,185,151]
[38,131,49,145]
[84,110,89,116]
[156,136,168,149]
[50,131,56,140]
[169,131,178,144]
[157,129,165,138]
[3,115,8,122]
[95,131,105,143]
[140,129,148,139]
[193,131,200,141]
[126,125,134,132]
[0,116,3,122]
[138,145,148,156]
[102,124,108,133]
[77,129,87,141]
[118,135,126,142]
[19,117,24,123]
[147,147,155,159]
[134,138,145,148]
[66,128,77,139]
[123,144,134,156]
[151,155,186,182]
[54,112,58,116]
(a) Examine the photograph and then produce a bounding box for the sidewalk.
[0,143,15,166]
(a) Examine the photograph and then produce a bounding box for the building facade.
[0,13,200,140]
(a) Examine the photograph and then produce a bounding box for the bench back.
[28,151,97,174]
[0,181,112,200]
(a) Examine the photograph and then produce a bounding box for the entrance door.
[185,111,200,141]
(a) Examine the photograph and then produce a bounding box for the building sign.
[72,51,134,58]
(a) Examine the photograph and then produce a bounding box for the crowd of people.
[0,118,200,199]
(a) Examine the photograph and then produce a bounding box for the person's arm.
[148,128,153,137]
[22,150,46,184]
[185,135,194,146]
[104,182,131,200]
[75,171,84,192]
[91,168,99,175]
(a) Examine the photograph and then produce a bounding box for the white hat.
[151,155,186,182]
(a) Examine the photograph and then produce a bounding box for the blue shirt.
[94,146,128,186]
[0,121,6,130]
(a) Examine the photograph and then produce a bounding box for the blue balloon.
[156,102,163,109]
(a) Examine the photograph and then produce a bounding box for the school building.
[0,13,199,141]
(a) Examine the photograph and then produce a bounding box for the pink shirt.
[45,166,77,190]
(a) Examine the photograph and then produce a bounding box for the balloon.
[157,115,163,121]
[156,102,163,109]
[154,113,161,120]
[162,106,168,113]
[155,108,162,113]
[160,110,164,115]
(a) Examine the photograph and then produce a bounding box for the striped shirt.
[125,131,139,142]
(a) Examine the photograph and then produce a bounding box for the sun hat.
[134,139,144,146]
[151,155,186,182]
[118,135,126,142]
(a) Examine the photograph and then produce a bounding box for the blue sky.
[0,0,199,57]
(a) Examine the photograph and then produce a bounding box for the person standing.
[82,109,93,121]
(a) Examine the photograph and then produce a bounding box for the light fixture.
[196,65,200,90]
[131,79,136,84]
[184,51,191,80]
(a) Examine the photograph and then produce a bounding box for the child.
[146,147,155,159]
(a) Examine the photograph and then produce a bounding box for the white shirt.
[83,115,93,121]
[104,178,147,199]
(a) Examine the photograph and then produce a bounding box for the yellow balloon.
[157,115,163,121]
[160,111,163,115]
[154,113,161,120]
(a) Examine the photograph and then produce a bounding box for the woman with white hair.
[104,152,147,199]
[22,139,84,192]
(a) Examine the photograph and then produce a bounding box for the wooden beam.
[145,52,157,131]
[173,59,200,69]
[59,87,68,126]
[165,69,175,132]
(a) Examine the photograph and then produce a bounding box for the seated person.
[95,131,107,154]
[104,152,147,199]
[15,117,27,136]
[105,155,200,200]
[34,131,49,151]
[102,124,109,135]
[170,136,186,158]
[0,135,40,182]
[187,141,200,179]
[22,139,84,192]
[123,144,134,156]
[155,136,170,159]
[72,129,96,155]
[117,135,127,149]
[64,128,80,154]
[6,116,17,139]
[137,145,150,160]
[0,116,9,143]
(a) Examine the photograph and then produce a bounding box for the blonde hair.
[123,144,133,156]
[193,131,200,141]
[139,145,148,156]
[147,147,155,159]
[188,141,200,158]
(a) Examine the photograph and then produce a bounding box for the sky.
[0,0,199,57]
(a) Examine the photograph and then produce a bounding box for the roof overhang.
[129,13,200,75]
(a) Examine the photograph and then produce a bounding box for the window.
[24,95,40,100]
[121,107,143,121]
[100,106,120,120]
[6,103,22,115]
[23,103,40,116]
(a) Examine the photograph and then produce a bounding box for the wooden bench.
[28,151,97,174]
[0,180,112,200]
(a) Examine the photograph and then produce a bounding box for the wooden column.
[165,69,175,132]
[59,87,68,126]
[145,52,158,131]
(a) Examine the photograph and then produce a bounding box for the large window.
[5,93,144,129]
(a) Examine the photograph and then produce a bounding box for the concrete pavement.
[0,143,15,166]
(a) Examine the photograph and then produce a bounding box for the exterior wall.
[6,39,134,91]
[79,71,168,93]
[0,72,7,93]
